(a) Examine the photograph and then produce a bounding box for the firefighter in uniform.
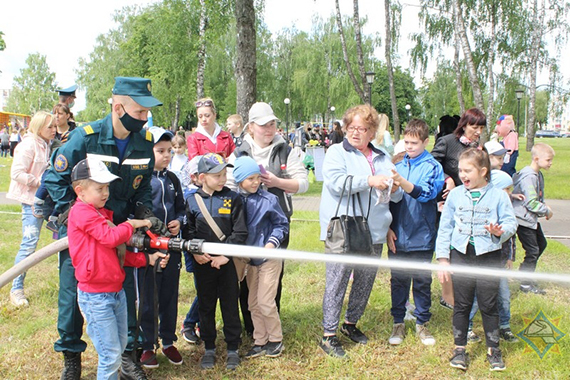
[45,77,164,380]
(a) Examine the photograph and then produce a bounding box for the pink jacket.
[7,133,50,205]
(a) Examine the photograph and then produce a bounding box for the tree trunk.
[352,0,367,95]
[334,0,366,102]
[526,0,545,151]
[453,25,465,115]
[196,0,207,99]
[385,0,401,141]
[172,95,181,129]
[453,0,484,112]
[235,0,257,121]
[485,6,497,142]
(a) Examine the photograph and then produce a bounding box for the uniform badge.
[223,199,232,208]
[133,175,143,189]
[54,154,68,172]
[218,208,231,215]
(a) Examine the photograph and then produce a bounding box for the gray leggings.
[322,244,381,335]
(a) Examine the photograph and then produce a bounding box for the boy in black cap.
[182,153,248,370]
[67,157,166,380]
[45,76,164,380]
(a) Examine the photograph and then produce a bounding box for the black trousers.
[193,256,241,351]
[239,233,288,336]
[517,223,547,286]
[451,245,501,348]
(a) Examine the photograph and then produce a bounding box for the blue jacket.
[319,140,403,244]
[390,150,444,252]
[151,169,185,233]
[241,188,289,265]
[435,183,517,259]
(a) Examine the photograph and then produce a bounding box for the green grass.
[1,208,570,379]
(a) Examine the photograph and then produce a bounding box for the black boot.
[60,351,81,380]
[119,351,147,380]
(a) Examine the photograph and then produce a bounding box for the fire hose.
[2,230,570,290]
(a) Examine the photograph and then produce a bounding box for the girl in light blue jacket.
[436,148,516,372]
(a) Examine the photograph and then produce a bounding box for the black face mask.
[119,105,146,133]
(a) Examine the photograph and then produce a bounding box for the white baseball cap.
[247,102,279,126]
[71,157,121,184]
[484,141,508,156]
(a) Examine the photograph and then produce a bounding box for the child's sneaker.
[245,345,266,359]
[10,289,29,307]
[450,347,467,370]
[500,328,519,343]
[416,323,436,345]
[265,341,283,358]
[226,350,240,370]
[487,347,506,371]
[46,216,60,233]
[140,350,159,369]
[32,198,44,218]
[388,323,405,345]
[162,346,183,365]
[467,330,481,344]
[319,336,347,358]
[340,323,368,344]
[200,349,215,370]
[439,297,453,310]
[181,325,200,344]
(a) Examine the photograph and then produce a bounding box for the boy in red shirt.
[67,157,167,379]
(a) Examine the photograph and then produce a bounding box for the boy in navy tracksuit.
[387,119,445,346]
[183,153,248,370]
[139,127,186,368]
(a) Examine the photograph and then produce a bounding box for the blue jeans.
[78,289,128,380]
[469,276,511,330]
[12,204,44,292]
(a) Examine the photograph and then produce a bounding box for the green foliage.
[4,53,58,115]
[0,31,6,51]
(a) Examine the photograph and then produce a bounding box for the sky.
[0,0,566,113]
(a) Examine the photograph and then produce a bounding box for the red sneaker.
[140,350,159,369]
[162,346,183,365]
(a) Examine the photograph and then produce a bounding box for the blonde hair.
[28,111,53,137]
[375,113,389,145]
[227,114,243,128]
[459,148,491,182]
[172,134,186,147]
[196,97,216,114]
[531,143,555,158]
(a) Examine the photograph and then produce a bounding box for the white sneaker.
[416,323,436,345]
[10,289,29,307]
[389,323,406,345]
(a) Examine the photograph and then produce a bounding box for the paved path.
[2,192,568,247]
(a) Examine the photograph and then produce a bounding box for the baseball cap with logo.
[71,157,121,184]
[148,126,174,144]
[112,77,163,108]
[198,153,233,174]
[247,102,279,126]
[484,140,508,156]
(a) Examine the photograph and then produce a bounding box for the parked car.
[535,130,560,138]
[559,131,570,138]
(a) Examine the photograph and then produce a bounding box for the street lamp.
[284,98,291,142]
[330,106,335,128]
[515,89,524,135]
[405,104,411,122]
[365,71,375,105]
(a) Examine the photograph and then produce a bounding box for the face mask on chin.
[67,101,75,109]
[119,105,146,133]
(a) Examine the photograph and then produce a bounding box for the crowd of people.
[4,76,556,378]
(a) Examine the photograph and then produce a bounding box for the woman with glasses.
[318,104,403,358]
[187,97,235,159]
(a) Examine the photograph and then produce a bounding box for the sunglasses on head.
[195,100,214,108]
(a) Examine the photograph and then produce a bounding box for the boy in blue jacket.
[233,156,289,359]
[139,127,186,369]
[388,119,445,346]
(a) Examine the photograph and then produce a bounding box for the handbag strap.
[194,193,226,242]
[353,189,372,219]
[333,175,353,217]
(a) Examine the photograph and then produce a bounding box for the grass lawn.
[1,207,570,379]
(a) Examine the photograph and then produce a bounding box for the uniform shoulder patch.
[145,130,153,142]
[54,154,68,172]
[83,125,94,135]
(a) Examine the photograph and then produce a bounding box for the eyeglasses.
[346,126,369,133]
[195,100,214,108]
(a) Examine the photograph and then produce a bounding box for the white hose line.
[199,241,570,285]
[0,237,68,289]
